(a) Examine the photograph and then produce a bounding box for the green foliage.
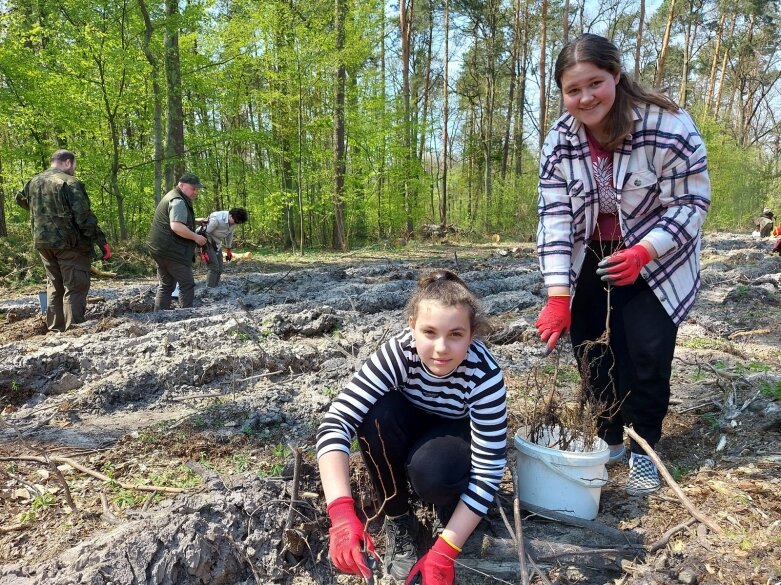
[0,0,779,254]
[759,380,781,401]
[148,464,201,489]
[702,412,720,430]
[693,110,769,233]
[113,489,145,509]
[233,452,251,473]
[19,490,57,523]
[670,464,693,483]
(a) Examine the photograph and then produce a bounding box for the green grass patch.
[759,379,781,400]
[680,337,733,352]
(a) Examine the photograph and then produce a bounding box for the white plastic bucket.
[514,426,609,520]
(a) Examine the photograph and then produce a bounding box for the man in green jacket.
[16,150,111,332]
[148,173,207,310]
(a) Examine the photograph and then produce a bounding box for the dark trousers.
[570,241,678,454]
[205,243,224,287]
[38,248,91,332]
[152,254,195,310]
[357,391,470,517]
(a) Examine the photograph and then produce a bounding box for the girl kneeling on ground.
[316,270,508,585]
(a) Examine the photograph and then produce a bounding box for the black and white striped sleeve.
[316,336,408,458]
[462,345,508,516]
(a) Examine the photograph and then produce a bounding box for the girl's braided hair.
[404,269,492,338]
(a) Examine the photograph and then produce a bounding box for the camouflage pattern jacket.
[16,168,106,253]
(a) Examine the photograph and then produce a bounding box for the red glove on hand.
[326,496,378,579]
[405,535,461,585]
[534,295,571,355]
[596,244,652,286]
[773,237,781,255]
[199,250,210,263]
[225,247,232,262]
[98,243,111,260]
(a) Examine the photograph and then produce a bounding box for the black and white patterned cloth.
[626,453,661,495]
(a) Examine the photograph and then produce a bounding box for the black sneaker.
[383,512,419,581]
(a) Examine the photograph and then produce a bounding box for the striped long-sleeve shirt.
[537,103,711,325]
[316,328,507,516]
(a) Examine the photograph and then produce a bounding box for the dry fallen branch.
[648,517,697,553]
[0,455,185,494]
[495,493,553,585]
[623,427,723,535]
[0,523,29,534]
[520,501,642,546]
[509,467,530,585]
[100,492,122,525]
[285,445,303,533]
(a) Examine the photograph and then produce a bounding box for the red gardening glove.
[534,296,571,355]
[225,247,232,262]
[405,536,460,585]
[199,249,210,263]
[326,496,378,579]
[98,243,111,260]
[596,244,652,286]
[773,237,781,255]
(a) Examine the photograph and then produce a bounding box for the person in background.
[753,208,774,238]
[534,34,711,496]
[148,172,207,310]
[317,270,507,585]
[16,149,111,332]
[203,207,248,287]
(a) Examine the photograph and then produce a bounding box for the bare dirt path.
[1,234,779,585]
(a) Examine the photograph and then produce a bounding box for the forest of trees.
[0,0,780,251]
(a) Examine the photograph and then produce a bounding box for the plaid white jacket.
[536,103,711,325]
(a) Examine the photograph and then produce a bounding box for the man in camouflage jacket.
[16,150,111,332]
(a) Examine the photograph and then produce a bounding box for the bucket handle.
[537,458,609,488]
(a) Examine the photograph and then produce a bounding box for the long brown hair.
[554,33,679,151]
[404,269,492,338]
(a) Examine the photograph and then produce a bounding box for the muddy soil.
[1,234,780,585]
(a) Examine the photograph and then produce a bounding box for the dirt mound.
[1,234,780,584]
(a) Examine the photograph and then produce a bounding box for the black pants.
[357,391,470,517]
[152,254,195,310]
[570,241,678,454]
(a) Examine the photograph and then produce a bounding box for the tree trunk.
[137,0,163,206]
[378,4,386,237]
[400,0,415,236]
[714,12,737,118]
[654,0,676,87]
[332,0,347,251]
[297,51,305,255]
[417,13,433,164]
[164,0,185,189]
[501,0,521,179]
[0,154,7,238]
[441,0,449,226]
[634,0,645,80]
[679,3,693,106]
[559,0,569,115]
[514,0,529,176]
[538,0,548,150]
[705,13,725,111]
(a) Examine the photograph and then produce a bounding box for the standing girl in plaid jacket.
[534,34,711,496]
